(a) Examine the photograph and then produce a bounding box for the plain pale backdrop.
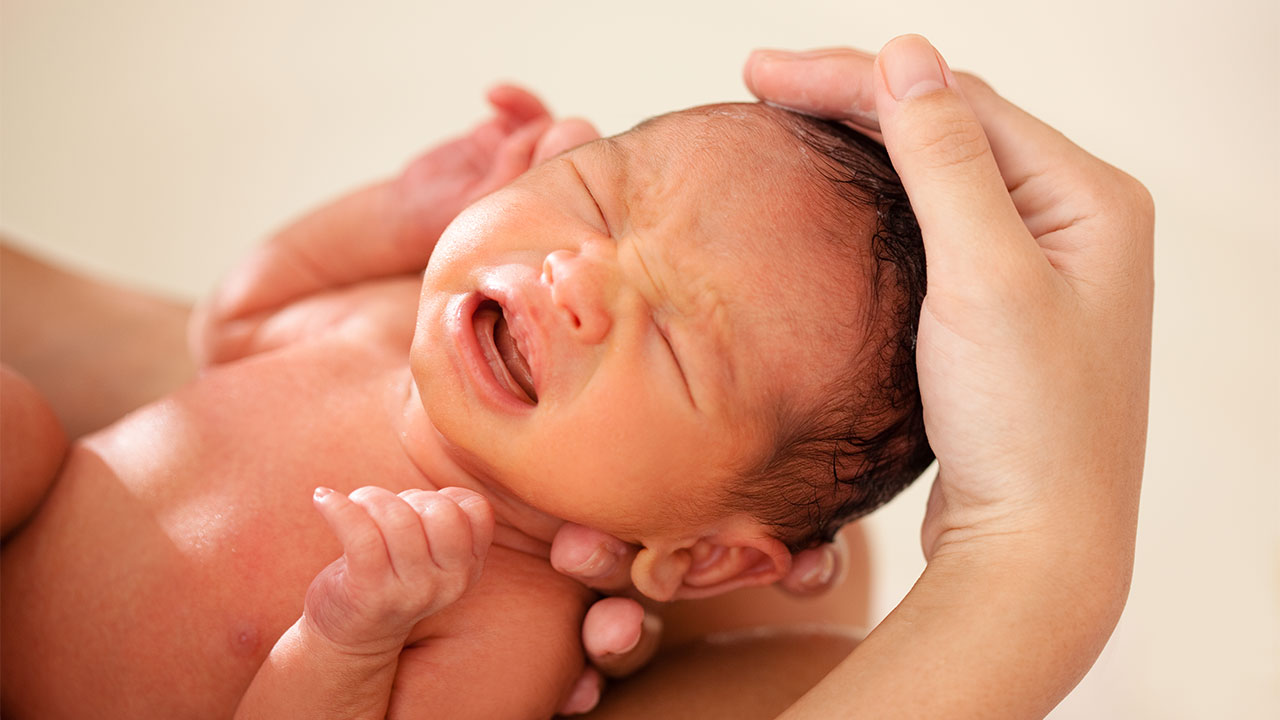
[2,1,1277,717]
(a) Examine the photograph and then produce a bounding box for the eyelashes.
[654,316,694,407]
[565,157,695,407]
[568,159,610,235]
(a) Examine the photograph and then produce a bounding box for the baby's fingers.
[744,47,880,132]
[313,487,391,583]
[438,487,495,561]
[398,488,493,577]
[348,486,431,581]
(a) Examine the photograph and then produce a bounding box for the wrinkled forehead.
[598,103,857,275]
[609,104,821,221]
[612,102,877,318]
[580,103,881,430]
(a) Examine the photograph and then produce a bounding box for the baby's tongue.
[494,316,537,402]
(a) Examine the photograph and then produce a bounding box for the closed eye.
[567,159,609,235]
[654,318,695,408]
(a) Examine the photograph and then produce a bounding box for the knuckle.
[397,488,429,501]
[423,494,465,525]
[1093,167,1156,234]
[908,114,992,171]
[383,503,424,533]
[348,486,385,504]
[348,528,386,557]
[1120,174,1156,223]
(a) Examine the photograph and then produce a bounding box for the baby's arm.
[235,486,494,720]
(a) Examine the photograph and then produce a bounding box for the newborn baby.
[0,102,931,719]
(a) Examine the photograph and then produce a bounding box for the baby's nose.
[541,249,613,345]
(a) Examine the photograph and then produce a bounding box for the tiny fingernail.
[314,487,334,501]
[880,34,948,101]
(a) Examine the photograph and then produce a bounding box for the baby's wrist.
[299,612,410,661]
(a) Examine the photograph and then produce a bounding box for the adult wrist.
[922,526,1134,635]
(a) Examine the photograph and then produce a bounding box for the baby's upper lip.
[477,276,547,401]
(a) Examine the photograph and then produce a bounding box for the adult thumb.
[874,35,1029,280]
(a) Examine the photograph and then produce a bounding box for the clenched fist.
[304,486,495,655]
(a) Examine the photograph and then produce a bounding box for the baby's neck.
[386,369,566,560]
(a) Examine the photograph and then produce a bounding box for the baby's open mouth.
[472,300,538,405]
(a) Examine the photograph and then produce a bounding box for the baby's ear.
[630,529,792,602]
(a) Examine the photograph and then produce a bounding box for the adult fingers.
[744,44,1083,196]
[581,597,663,679]
[744,46,1079,194]
[557,667,603,716]
[873,35,1041,285]
[744,47,880,133]
[777,537,846,597]
[549,523,640,593]
[952,75,1156,276]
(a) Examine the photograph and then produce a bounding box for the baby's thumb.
[873,35,1027,281]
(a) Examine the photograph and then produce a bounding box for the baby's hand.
[304,486,494,655]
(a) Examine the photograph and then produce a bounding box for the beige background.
[2,1,1276,717]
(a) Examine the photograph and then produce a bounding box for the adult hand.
[548,523,848,715]
[740,35,1152,718]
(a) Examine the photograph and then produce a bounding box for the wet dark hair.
[725,106,935,552]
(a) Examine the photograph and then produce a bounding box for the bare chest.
[0,342,429,718]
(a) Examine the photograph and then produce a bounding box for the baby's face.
[411,106,874,544]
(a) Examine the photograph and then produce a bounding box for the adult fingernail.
[801,546,837,588]
[569,544,619,579]
[880,34,947,101]
[752,48,799,62]
[560,673,601,715]
[608,625,643,657]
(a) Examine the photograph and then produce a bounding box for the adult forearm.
[235,618,401,720]
[0,243,194,437]
[779,536,1131,719]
